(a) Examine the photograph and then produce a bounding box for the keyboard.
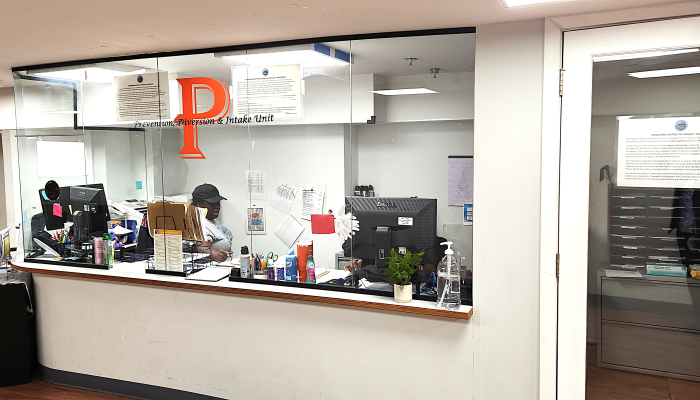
[118,200,148,209]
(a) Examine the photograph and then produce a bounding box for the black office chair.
[30,213,45,238]
[27,213,64,258]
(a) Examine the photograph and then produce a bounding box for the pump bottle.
[437,241,460,310]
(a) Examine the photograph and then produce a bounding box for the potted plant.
[383,249,424,303]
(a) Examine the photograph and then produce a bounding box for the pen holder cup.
[253,272,267,280]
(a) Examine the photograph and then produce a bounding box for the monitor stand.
[73,210,85,244]
[376,226,390,269]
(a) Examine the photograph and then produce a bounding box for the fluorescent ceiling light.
[502,0,563,7]
[33,66,147,83]
[593,48,699,62]
[369,88,438,96]
[218,44,351,69]
[628,66,700,79]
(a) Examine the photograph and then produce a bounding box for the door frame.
[558,16,700,399]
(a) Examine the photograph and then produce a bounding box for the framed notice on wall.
[617,117,700,188]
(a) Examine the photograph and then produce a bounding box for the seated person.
[191,184,233,262]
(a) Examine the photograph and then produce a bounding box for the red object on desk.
[311,215,335,234]
[52,203,62,217]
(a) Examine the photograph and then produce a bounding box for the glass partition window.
[13,32,475,305]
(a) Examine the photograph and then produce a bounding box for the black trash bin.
[0,270,36,387]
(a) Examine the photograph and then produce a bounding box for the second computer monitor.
[344,196,437,269]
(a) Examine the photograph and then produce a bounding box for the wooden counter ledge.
[11,261,473,321]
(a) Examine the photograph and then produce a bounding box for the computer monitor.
[344,196,437,270]
[39,183,109,241]
[70,186,110,242]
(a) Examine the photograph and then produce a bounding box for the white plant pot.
[394,284,413,303]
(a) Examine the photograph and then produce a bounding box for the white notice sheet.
[274,215,305,248]
[448,156,474,206]
[618,117,700,188]
[245,170,266,200]
[301,190,325,220]
[270,181,297,215]
[231,64,302,120]
[154,229,182,272]
[115,72,170,122]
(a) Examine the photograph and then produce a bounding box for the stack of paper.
[186,267,231,282]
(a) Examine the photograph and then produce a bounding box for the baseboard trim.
[38,364,226,400]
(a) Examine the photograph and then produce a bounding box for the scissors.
[266,252,278,262]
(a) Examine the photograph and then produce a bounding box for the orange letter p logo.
[175,78,230,159]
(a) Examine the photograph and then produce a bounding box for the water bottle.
[437,241,460,310]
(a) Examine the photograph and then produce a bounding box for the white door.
[559,16,700,399]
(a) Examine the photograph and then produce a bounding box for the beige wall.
[473,19,546,400]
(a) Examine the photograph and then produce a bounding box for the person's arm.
[193,241,229,262]
[343,258,362,272]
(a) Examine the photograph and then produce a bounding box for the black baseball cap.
[192,184,227,203]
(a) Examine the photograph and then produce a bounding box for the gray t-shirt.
[202,218,233,253]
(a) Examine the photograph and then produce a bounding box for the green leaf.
[382,248,425,286]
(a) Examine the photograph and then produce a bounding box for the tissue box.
[646,263,687,277]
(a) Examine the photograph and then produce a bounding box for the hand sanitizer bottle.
[437,241,460,310]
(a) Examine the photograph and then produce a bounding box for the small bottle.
[275,258,285,281]
[240,246,251,278]
[361,185,368,197]
[102,233,113,268]
[94,236,104,264]
[108,240,115,268]
[267,259,275,280]
[368,185,375,197]
[306,255,316,284]
[354,185,361,196]
[437,241,460,310]
[285,255,297,282]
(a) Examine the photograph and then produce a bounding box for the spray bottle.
[437,241,460,310]
[240,246,251,278]
[306,255,316,284]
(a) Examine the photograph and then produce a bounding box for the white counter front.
[12,259,473,400]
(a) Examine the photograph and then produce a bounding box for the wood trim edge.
[11,262,472,321]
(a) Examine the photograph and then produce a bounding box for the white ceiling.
[0,0,694,87]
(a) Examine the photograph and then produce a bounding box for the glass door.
[559,16,700,399]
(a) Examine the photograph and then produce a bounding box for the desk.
[12,258,472,399]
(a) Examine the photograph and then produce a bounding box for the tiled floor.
[586,344,700,400]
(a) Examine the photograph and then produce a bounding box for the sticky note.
[52,203,62,217]
[136,181,143,190]
[311,214,335,234]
